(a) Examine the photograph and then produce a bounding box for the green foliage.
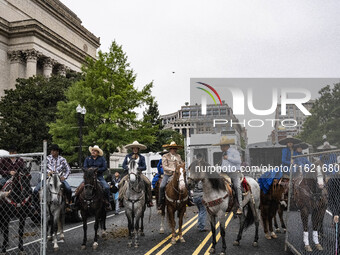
[0,75,79,152]
[49,41,154,163]
[299,83,340,147]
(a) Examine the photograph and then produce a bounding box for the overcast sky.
[60,0,340,143]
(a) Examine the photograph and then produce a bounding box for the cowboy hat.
[89,145,103,156]
[162,141,183,149]
[50,144,62,153]
[212,136,235,146]
[317,141,337,150]
[278,135,302,145]
[294,143,309,150]
[125,141,147,150]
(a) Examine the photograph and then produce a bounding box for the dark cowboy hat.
[278,135,302,145]
[294,143,309,150]
[50,144,63,153]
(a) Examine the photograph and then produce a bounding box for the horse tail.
[243,204,255,230]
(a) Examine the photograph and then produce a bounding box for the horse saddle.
[220,173,251,195]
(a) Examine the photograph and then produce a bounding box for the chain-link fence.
[285,149,340,255]
[0,143,47,255]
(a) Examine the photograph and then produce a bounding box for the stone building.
[0,0,100,97]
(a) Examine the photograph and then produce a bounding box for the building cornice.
[31,0,100,48]
[0,17,95,66]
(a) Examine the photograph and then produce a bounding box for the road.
[2,203,294,255]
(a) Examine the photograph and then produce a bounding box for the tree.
[299,83,340,147]
[0,75,80,152]
[49,41,154,164]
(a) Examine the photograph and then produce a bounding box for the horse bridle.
[83,169,98,201]
[47,173,64,203]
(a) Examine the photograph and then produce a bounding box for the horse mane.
[191,159,226,191]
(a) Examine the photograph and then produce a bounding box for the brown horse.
[293,162,327,252]
[260,178,286,240]
[273,177,289,233]
[162,163,188,244]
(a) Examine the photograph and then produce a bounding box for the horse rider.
[0,147,25,189]
[213,136,243,215]
[279,135,302,171]
[157,141,194,210]
[34,144,72,210]
[317,140,337,182]
[75,145,112,211]
[292,143,311,177]
[119,141,154,207]
[152,149,167,189]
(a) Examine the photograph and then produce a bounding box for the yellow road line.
[192,217,225,255]
[203,213,234,255]
[144,214,198,255]
[155,218,198,255]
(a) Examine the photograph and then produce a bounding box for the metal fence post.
[284,152,294,251]
[41,140,47,255]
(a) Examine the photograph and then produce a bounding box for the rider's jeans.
[228,172,242,209]
[97,175,110,202]
[159,174,171,204]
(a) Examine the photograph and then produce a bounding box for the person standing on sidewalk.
[193,180,207,232]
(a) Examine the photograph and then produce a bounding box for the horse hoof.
[252,242,258,247]
[209,248,215,253]
[219,252,226,255]
[81,245,86,250]
[315,244,323,251]
[179,237,185,243]
[265,233,272,240]
[92,242,98,250]
[128,242,132,247]
[233,240,240,246]
[270,232,278,239]
[157,210,162,215]
[134,243,139,248]
[275,228,281,233]
[53,247,59,252]
[283,228,286,233]
[159,228,164,234]
[305,245,312,252]
[171,238,176,244]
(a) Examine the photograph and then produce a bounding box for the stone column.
[57,64,67,76]
[8,50,24,90]
[25,49,40,78]
[43,57,54,77]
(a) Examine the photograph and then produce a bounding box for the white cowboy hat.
[278,135,302,145]
[159,149,168,155]
[212,136,235,146]
[162,141,183,149]
[317,141,337,150]
[89,145,103,156]
[125,141,147,150]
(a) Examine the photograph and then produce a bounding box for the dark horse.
[260,178,286,240]
[78,167,107,250]
[0,165,32,254]
[161,163,188,245]
[123,158,146,248]
[293,162,327,252]
[188,159,260,254]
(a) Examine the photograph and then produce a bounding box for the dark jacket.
[0,157,25,178]
[83,156,107,176]
[122,153,146,173]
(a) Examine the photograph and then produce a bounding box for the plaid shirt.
[0,157,25,177]
[47,155,71,178]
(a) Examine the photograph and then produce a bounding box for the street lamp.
[76,104,86,168]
